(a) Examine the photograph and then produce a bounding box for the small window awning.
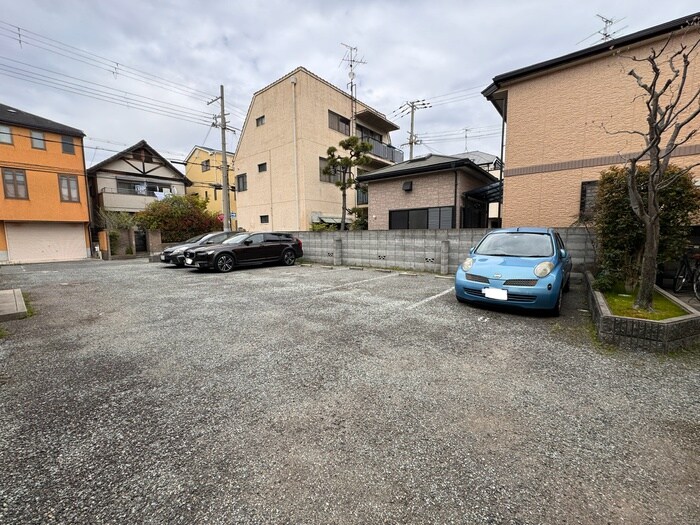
[317,216,342,224]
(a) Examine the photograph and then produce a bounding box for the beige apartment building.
[483,12,700,228]
[233,67,402,231]
[184,145,237,230]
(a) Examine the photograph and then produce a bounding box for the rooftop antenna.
[340,43,366,136]
[576,14,627,46]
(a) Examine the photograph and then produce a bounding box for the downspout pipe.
[453,169,459,229]
[291,76,300,231]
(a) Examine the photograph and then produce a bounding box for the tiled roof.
[0,103,84,137]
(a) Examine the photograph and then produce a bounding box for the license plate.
[160,254,165,261]
[483,288,507,301]
[185,258,193,265]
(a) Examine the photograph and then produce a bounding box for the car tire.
[215,253,235,273]
[550,286,563,317]
[563,276,570,293]
[282,249,296,266]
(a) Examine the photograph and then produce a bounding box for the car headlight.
[205,250,216,255]
[461,257,474,272]
[534,262,554,278]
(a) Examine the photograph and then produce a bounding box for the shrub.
[108,231,120,255]
[134,195,222,242]
[593,164,700,291]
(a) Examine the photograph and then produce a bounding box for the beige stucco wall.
[499,31,700,227]
[234,68,395,231]
[366,170,486,230]
[184,147,237,228]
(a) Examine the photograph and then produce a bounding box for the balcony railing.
[361,136,404,163]
[100,187,164,198]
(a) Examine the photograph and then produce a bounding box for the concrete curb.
[0,289,27,321]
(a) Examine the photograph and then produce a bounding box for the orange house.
[0,104,90,263]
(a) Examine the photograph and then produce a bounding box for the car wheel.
[282,249,296,266]
[550,286,563,317]
[215,253,235,273]
[563,276,570,292]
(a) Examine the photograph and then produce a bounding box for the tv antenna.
[576,14,627,46]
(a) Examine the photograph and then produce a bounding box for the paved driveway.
[0,260,698,524]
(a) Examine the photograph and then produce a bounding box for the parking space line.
[406,286,455,309]
[319,272,399,292]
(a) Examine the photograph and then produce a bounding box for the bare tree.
[618,21,700,310]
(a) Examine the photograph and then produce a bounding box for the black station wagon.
[183,232,303,272]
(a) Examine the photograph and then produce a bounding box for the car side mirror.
[560,248,567,259]
[205,240,214,244]
[244,240,252,245]
[469,247,475,255]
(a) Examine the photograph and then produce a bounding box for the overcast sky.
[1,1,698,168]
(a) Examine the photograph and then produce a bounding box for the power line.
[0,21,214,100]
[0,61,214,121]
[0,69,213,126]
[0,55,215,118]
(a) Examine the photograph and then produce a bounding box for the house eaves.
[357,155,497,184]
[483,11,700,116]
[87,139,191,186]
[0,103,84,137]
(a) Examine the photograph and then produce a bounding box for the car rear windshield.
[475,232,554,257]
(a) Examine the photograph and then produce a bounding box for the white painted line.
[406,287,455,310]
[320,272,399,292]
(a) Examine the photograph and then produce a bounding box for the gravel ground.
[0,259,698,524]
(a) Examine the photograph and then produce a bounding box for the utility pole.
[208,85,232,232]
[396,100,431,159]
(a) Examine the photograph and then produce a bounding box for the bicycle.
[673,249,700,301]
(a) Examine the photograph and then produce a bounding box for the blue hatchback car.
[455,227,572,316]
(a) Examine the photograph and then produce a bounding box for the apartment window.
[258,162,267,173]
[256,115,265,126]
[356,184,368,206]
[61,135,75,155]
[319,157,340,184]
[579,181,599,220]
[30,130,46,150]
[389,206,454,230]
[2,168,28,199]
[236,173,247,192]
[201,159,211,172]
[260,215,269,224]
[0,125,12,144]
[58,174,80,202]
[328,110,350,135]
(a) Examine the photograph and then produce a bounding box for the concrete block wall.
[293,227,594,274]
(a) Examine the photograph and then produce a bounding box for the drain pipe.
[291,75,300,230]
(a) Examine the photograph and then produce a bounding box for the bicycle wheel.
[694,270,700,301]
[674,261,689,293]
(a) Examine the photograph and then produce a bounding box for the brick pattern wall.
[499,32,700,227]
[367,170,488,230]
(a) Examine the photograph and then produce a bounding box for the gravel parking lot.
[0,259,698,524]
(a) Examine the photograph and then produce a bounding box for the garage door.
[5,222,87,263]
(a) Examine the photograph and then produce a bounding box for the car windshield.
[222,233,250,245]
[475,232,554,257]
[183,233,210,244]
